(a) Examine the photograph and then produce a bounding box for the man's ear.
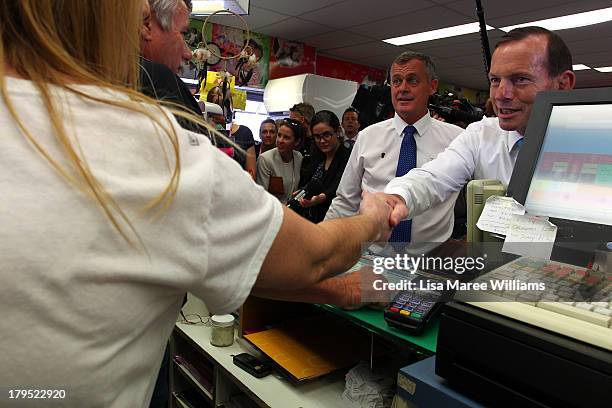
[557,70,576,90]
[430,78,439,95]
[141,14,153,42]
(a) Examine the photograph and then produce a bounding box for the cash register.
[436,88,612,408]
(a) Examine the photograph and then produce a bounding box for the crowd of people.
[0,0,579,406]
[200,89,360,223]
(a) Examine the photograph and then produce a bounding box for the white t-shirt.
[0,77,283,407]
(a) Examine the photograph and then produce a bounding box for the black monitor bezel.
[506,87,612,263]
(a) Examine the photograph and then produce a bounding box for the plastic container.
[210,314,235,347]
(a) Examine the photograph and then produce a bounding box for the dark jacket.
[297,143,351,223]
[139,58,207,135]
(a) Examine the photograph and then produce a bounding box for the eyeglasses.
[313,131,335,142]
[283,118,301,131]
[178,312,210,326]
[284,118,301,126]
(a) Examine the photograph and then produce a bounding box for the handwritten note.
[476,196,526,235]
[502,214,558,259]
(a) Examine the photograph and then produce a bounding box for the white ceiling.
[205,0,612,90]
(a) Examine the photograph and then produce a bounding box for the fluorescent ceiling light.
[191,0,249,15]
[192,0,224,13]
[572,64,591,71]
[500,7,612,32]
[594,66,612,73]
[383,22,495,46]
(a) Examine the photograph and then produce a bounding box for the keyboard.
[462,257,612,350]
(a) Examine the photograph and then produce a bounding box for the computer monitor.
[507,87,612,265]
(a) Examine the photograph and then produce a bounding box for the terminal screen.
[524,104,612,226]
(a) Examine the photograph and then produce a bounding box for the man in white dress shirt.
[384,27,576,225]
[259,28,577,308]
[326,51,463,244]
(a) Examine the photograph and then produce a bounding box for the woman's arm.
[252,265,392,308]
[301,148,350,207]
[323,146,351,200]
[254,192,393,290]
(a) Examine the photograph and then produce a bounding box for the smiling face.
[390,59,438,124]
[276,124,298,155]
[489,35,571,135]
[312,122,340,155]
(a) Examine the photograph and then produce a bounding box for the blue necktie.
[389,126,417,246]
[515,137,524,150]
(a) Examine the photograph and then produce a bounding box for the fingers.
[300,194,326,208]
[369,193,409,228]
[387,194,409,227]
[360,191,393,241]
[341,266,400,308]
[389,204,408,227]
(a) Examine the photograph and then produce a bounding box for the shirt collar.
[392,112,431,138]
[507,129,524,153]
[347,131,359,141]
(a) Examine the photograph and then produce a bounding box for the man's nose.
[182,42,192,61]
[496,78,514,99]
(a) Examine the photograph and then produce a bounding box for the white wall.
[234,99,269,142]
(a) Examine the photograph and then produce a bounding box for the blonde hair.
[0,0,213,246]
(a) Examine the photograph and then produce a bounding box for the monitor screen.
[507,88,612,263]
[523,104,612,226]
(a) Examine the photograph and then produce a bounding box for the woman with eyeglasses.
[295,110,351,223]
[256,118,303,204]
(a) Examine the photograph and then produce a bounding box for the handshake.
[358,192,409,242]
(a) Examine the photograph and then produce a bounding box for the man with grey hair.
[142,0,192,74]
[140,0,205,134]
[326,51,463,247]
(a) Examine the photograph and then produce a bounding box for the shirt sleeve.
[324,139,364,220]
[256,153,271,191]
[193,149,283,314]
[384,122,480,219]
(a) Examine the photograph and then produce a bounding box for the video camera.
[428,93,484,126]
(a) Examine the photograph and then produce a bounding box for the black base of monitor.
[435,302,612,408]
